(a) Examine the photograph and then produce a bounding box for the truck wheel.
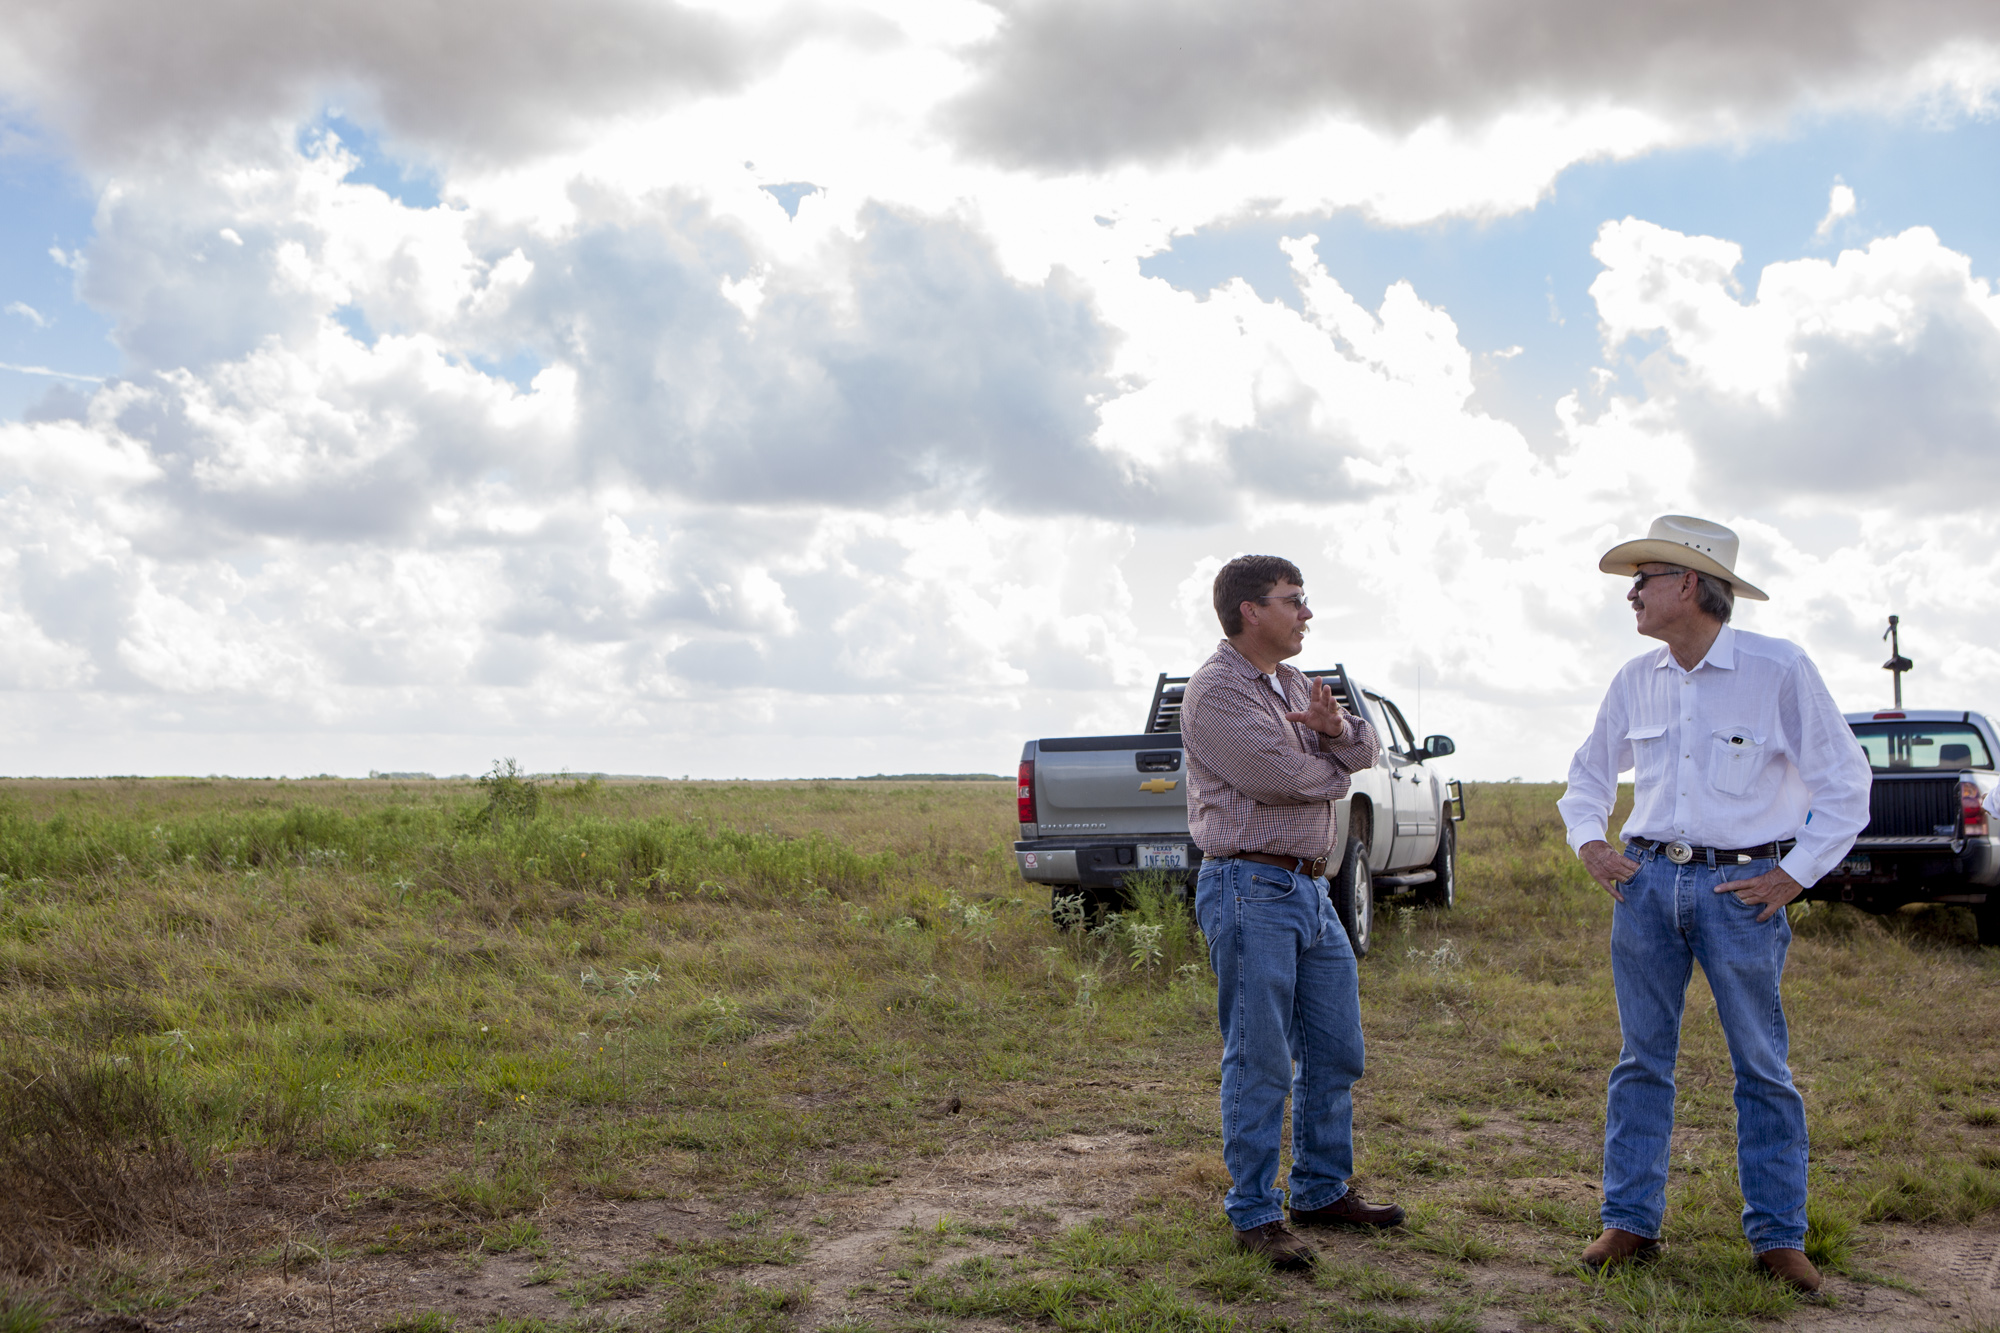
[1416,820,1456,910]
[1330,836,1373,958]
[1979,905,2000,948]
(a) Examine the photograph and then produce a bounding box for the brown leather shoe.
[1233,1220,1318,1270]
[1288,1190,1406,1229]
[1580,1228,1662,1271]
[1757,1248,1822,1293]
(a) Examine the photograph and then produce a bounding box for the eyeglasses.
[1254,594,1309,611]
[1631,568,1688,591]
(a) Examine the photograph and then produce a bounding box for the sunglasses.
[1630,568,1687,592]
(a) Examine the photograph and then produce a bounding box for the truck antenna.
[1882,615,1914,708]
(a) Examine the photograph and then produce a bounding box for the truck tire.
[1978,904,2000,948]
[1329,836,1373,957]
[1416,820,1456,910]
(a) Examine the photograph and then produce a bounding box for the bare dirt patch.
[121,1133,1168,1333]
[1813,1223,2000,1331]
[101,1137,2000,1333]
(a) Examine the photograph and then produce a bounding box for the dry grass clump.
[0,1054,208,1275]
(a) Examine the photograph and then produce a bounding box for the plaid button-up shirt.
[1181,639,1381,861]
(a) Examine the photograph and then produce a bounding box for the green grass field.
[3,772,1999,1332]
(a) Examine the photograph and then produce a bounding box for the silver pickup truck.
[1012,665,1465,956]
[1817,707,2000,941]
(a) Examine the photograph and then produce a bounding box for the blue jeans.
[1604,848,1810,1253]
[1195,857,1366,1231]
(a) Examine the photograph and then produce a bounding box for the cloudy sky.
[4,0,2000,781]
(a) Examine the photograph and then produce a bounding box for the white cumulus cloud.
[1589,218,2000,500]
[1816,180,1858,238]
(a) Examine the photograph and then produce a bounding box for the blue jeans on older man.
[1194,856,1366,1232]
[1604,846,1810,1253]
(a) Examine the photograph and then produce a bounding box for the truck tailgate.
[1034,737,1190,836]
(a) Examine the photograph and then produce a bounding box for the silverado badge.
[1139,778,1178,794]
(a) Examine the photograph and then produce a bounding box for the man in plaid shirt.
[1182,554,1404,1270]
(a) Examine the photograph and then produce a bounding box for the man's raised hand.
[1285,677,1349,740]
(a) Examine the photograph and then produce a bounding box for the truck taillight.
[1963,781,1988,836]
[1017,760,1037,825]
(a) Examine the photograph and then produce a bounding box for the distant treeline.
[847,773,1006,782]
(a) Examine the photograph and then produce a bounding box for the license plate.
[1137,843,1188,870]
[1842,855,1871,875]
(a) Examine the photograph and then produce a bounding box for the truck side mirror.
[1421,735,1455,759]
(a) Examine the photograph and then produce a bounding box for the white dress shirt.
[1559,625,1873,887]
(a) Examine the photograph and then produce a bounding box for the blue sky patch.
[472,349,544,392]
[303,111,443,211]
[332,304,377,347]
[0,128,119,421]
[761,182,821,218]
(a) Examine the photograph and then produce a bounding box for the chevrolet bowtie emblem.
[1139,778,1178,794]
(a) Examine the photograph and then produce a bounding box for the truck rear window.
[1848,722,1993,771]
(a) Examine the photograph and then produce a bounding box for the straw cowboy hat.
[1598,515,1770,601]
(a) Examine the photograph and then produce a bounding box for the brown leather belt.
[1229,849,1332,878]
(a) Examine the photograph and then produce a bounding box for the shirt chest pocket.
[1709,728,1769,796]
[1625,724,1669,784]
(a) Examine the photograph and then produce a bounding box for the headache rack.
[1144,664,1355,733]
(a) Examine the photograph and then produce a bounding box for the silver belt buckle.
[1665,840,1694,865]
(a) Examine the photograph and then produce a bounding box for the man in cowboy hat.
[1557,515,1871,1292]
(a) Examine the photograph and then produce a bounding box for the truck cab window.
[1848,722,1994,771]
[1367,693,1418,756]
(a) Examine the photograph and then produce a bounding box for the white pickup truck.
[1818,707,2000,942]
[1012,665,1464,956]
